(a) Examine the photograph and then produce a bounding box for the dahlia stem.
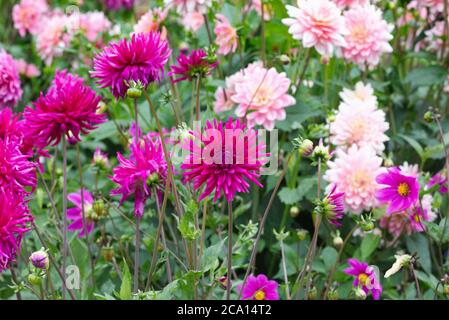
[75,144,95,289]
[10,267,21,300]
[195,76,202,122]
[239,152,294,299]
[226,201,233,300]
[154,189,173,283]
[280,238,291,300]
[294,48,311,90]
[62,135,68,300]
[410,263,422,299]
[260,0,266,65]
[203,13,214,46]
[133,99,141,294]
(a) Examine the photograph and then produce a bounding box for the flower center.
[397,183,410,197]
[351,25,368,42]
[254,290,266,300]
[414,214,421,223]
[358,273,370,286]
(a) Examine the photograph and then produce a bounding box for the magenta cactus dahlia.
[23,70,106,148]
[110,133,168,217]
[0,50,22,109]
[181,118,266,202]
[169,49,218,83]
[0,189,32,272]
[67,189,95,238]
[92,32,171,98]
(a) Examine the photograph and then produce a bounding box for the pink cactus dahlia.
[169,49,218,83]
[67,189,95,238]
[12,0,48,37]
[0,189,32,272]
[0,50,22,109]
[110,133,168,217]
[181,118,266,202]
[92,32,171,98]
[324,145,384,214]
[23,71,105,148]
[134,8,168,34]
[214,14,238,55]
[282,0,347,56]
[340,4,393,68]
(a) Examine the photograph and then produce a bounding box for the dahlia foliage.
[2,0,449,302]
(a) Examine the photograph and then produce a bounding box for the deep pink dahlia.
[0,137,36,195]
[0,50,22,109]
[104,0,134,11]
[0,189,32,272]
[237,274,279,300]
[323,185,345,227]
[67,189,95,238]
[169,49,218,83]
[344,258,382,300]
[23,70,106,148]
[181,118,266,202]
[110,132,168,217]
[92,32,171,98]
[376,167,420,214]
[427,171,448,194]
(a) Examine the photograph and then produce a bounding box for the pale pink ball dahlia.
[36,15,73,66]
[324,145,384,214]
[332,0,367,8]
[0,50,22,109]
[330,83,389,153]
[231,64,295,130]
[282,0,347,56]
[12,0,48,37]
[214,14,238,56]
[134,8,168,34]
[340,4,393,68]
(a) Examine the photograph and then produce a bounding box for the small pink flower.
[244,0,271,21]
[92,147,110,169]
[408,205,429,233]
[340,4,393,68]
[134,8,168,34]
[237,274,279,300]
[214,14,238,55]
[427,171,448,194]
[12,0,48,37]
[0,50,22,109]
[380,211,413,238]
[231,63,295,130]
[169,49,218,83]
[15,59,40,78]
[182,11,205,32]
[282,0,347,56]
[67,189,95,238]
[376,167,420,214]
[324,145,384,214]
[344,258,382,300]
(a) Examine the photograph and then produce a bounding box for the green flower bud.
[127,87,142,99]
[101,246,115,262]
[290,206,300,218]
[296,229,308,241]
[28,274,42,286]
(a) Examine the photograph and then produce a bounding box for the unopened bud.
[290,206,300,218]
[101,246,114,262]
[29,249,49,270]
[28,274,42,286]
[127,87,142,99]
[333,235,343,248]
[278,54,290,65]
[297,229,308,241]
[424,111,433,123]
[299,139,314,157]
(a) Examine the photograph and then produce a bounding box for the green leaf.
[278,187,301,205]
[321,247,338,271]
[200,239,225,273]
[405,65,449,87]
[398,134,424,159]
[360,234,380,261]
[119,260,132,300]
[406,234,431,274]
[176,200,201,240]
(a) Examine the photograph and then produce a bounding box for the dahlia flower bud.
[28,274,42,286]
[290,206,300,218]
[296,229,308,241]
[274,228,289,242]
[308,286,317,300]
[278,54,290,65]
[126,80,144,99]
[327,288,339,300]
[312,139,331,162]
[293,137,314,157]
[354,287,367,300]
[424,111,434,123]
[333,234,343,248]
[101,246,114,262]
[93,199,108,219]
[92,147,110,170]
[29,249,49,270]
[218,276,228,289]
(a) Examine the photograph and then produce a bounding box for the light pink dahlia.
[332,0,367,8]
[244,0,272,21]
[182,11,205,32]
[110,133,168,217]
[0,137,37,195]
[134,8,168,34]
[0,50,22,109]
[340,4,393,68]
[23,70,106,148]
[324,145,384,214]
[181,118,266,202]
[0,190,32,272]
[12,0,48,37]
[214,61,263,113]
[282,0,347,56]
[231,64,295,131]
[417,0,444,12]
[330,83,389,154]
[380,211,413,238]
[339,82,378,108]
[91,32,171,98]
[214,14,238,56]
[36,15,73,66]
[78,12,111,43]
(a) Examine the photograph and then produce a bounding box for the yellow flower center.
[414,214,421,223]
[397,183,410,197]
[358,273,370,286]
[351,25,368,42]
[254,290,266,300]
